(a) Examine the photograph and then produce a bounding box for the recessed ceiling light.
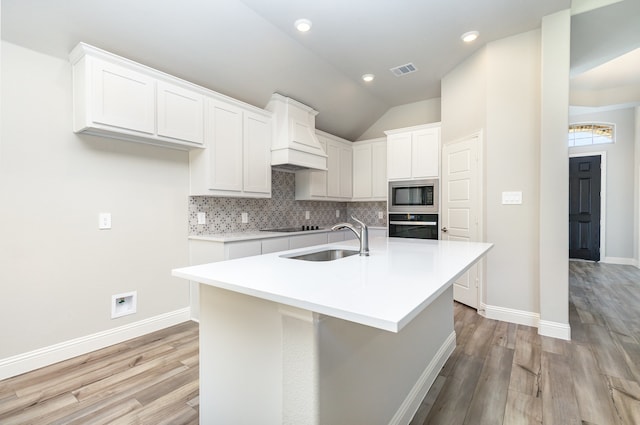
[295,19,312,32]
[362,74,375,82]
[461,31,479,43]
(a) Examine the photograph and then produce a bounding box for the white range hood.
[266,94,328,171]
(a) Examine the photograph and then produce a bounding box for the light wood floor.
[411,261,640,425]
[1,261,639,424]
[0,322,199,425]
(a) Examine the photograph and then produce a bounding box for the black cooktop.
[260,226,321,232]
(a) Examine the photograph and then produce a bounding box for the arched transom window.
[568,123,614,147]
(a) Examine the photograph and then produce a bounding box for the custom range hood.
[266,94,328,171]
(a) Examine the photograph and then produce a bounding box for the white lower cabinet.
[261,237,290,254]
[289,233,329,249]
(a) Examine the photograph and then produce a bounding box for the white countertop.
[189,227,387,242]
[172,237,492,332]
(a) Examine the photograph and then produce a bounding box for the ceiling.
[1,0,637,140]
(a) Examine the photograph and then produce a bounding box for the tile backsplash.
[189,170,387,234]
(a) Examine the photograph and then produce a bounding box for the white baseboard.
[0,307,192,381]
[538,320,571,340]
[481,303,540,327]
[481,303,571,341]
[602,256,638,267]
[389,331,456,425]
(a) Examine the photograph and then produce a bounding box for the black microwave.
[388,179,438,213]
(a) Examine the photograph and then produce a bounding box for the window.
[568,123,614,147]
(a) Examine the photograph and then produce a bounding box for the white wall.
[569,108,636,261]
[441,12,572,339]
[636,106,640,265]
[538,10,571,336]
[357,98,441,140]
[485,30,542,314]
[442,31,542,316]
[0,42,190,361]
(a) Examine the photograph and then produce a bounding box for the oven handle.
[389,221,437,226]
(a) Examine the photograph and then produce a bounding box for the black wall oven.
[388,179,438,214]
[388,213,439,240]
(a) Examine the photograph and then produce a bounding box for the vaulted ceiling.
[2,0,638,140]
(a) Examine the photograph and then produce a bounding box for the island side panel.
[318,286,455,425]
[199,284,283,424]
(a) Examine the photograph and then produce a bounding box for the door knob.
[441,227,448,233]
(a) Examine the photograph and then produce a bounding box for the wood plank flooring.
[0,322,199,425]
[1,261,639,424]
[411,261,640,425]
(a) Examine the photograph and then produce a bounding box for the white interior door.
[442,135,481,308]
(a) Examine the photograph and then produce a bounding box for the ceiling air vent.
[390,62,417,77]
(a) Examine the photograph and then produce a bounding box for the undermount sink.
[282,248,360,262]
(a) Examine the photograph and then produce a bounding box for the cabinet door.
[353,145,372,199]
[412,127,440,178]
[340,145,353,198]
[289,233,328,249]
[371,141,388,198]
[387,133,412,180]
[226,241,262,259]
[262,237,289,254]
[328,231,346,243]
[157,81,204,144]
[208,100,243,192]
[243,112,271,194]
[91,58,155,134]
[326,141,341,197]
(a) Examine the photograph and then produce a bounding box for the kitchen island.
[172,237,492,425]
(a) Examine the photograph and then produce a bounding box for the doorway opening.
[569,153,605,261]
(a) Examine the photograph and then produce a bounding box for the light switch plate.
[502,191,523,205]
[241,212,248,224]
[99,213,111,230]
[305,211,310,220]
[378,211,384,219]
[336,210,340,218]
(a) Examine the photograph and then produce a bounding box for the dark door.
[569,156,601,261]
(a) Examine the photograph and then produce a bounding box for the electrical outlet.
[111,291,137,319]
[241,212,249,223]
[99,213,111,230]
[305,211,310,220]
[336,210,340,218]
[197,212,206,225]
[378,211,384,219]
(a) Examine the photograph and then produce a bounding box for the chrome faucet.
[331,216,369,256]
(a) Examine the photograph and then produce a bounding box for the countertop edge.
[189,226,388,242]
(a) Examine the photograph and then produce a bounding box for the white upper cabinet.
[70,42,205,150]
[386,123,440,180]
[190,99,272,198]
[208,100,244,192]
[243,111,272,194]
[296,131,352,200]
[412,127,440,178]
[352,138,387,201]
[157,81,204,144]
[89,58,156,135]
[339,144,353,198]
